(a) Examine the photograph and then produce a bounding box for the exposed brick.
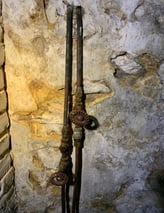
[0,90,7,113]
[5,190,17,212]
[0,26,3,42]
[0,68,4,90]
[0,43,4,66]
[0,154,11,180]
[0,167,14,198]
[0,112,9,134]
[0,185,14,211]
[0,134,10,158]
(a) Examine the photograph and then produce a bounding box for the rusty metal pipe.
[64,5,73,125]
[60,5,74,213]
[49,5,97,213]
[72,141,83,213]
[71,6,84,213]
[49,5,74,213]
[62,185,66,213]
[76,6,83,87]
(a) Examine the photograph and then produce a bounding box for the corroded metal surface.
[49,172,68,186]
[50,5,74,213]
[69,110,89,127]
[71,7,85,213]
[50,5,73,183]
[50,5,96,213]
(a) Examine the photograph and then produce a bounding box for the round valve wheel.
[69,110,89,127]
[50,172,68,186]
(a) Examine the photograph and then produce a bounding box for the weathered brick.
[0,167,14,198]
[0,90,7,113]
[5,190,16,212]
[0,112,9,134]
[0,185,14,210]
[0,43,4,66]
[0,68,4,90]
[0,154,11,180]
[0,134,10,158]
[0,26,3,42]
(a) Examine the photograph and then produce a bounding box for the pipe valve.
[49,172,68,186]
[69,110,89,127]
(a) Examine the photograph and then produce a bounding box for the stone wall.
[2,0,164,213]
[0,0,16,212]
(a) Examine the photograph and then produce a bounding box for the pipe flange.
[69,110,89,127]
[49,172,68,186]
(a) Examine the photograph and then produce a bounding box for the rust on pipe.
[58,4,73,179]
[63,5,73,126]
[76,6,83,87]
[71,6,85,213]
[49,5,74,213]
[49,5,98,213]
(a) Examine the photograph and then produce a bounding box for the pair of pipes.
[50,5,95,213]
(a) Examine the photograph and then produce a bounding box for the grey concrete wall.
[0,0,16,212]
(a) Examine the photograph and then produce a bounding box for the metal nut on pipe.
[73,127,83,140]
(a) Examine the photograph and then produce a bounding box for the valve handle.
[49,172,68,186]
[69,110,89,127]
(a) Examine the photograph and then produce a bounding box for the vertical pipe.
[76,6,83,87]
[64,6,73,213]
[61,5,73,213]
[75,146,83,213]
[72,6,84,213]
[66,184,71,213]
[62,185,66,213]
[64,5,73,125]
